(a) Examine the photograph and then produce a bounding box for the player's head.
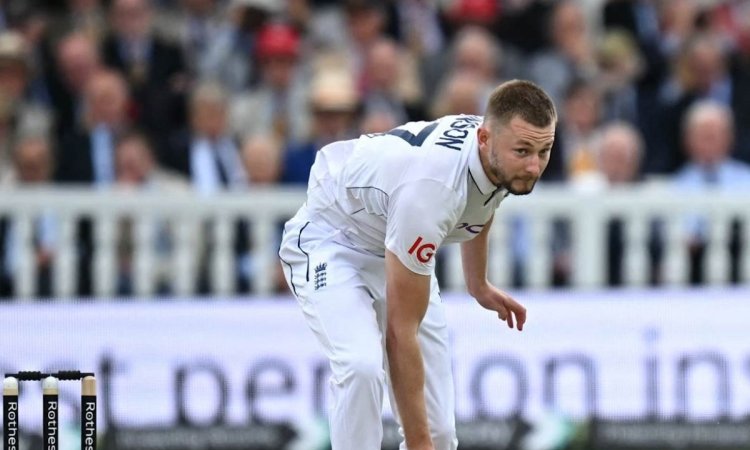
[478,80,556,195]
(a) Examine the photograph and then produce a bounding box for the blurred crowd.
[0,0,749,297]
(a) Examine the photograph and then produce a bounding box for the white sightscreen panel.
[0,288,749,434]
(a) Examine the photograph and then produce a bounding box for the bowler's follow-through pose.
[279,80,556,450]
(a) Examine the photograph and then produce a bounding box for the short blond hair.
[484,79,557,128]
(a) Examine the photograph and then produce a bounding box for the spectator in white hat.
[281,69,360,184]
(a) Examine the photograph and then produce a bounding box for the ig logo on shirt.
[408,236,436,263]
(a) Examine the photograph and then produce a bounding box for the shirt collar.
[469,142,497,195]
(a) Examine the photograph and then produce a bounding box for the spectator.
[102,0,188,145]
[49,31,101,138]
[597,122,644,186]
[344,0,387,72]
[157,0,238,89]
[667,33,733,109]
[710,0,750,56]
[602,0,661,50]
[116,130,188,189]
[545,79,604,182]
[708,1,750,165]
[165,81,247,193]
[114,130,189,295]
[528,0,597,108]
[5,1,50,94]
[0,31,51,175]
[429,70,484,118]
[648,33,744,173]
[658,0,702,58]
[424,26,508,107]
[285,0,311,34]
[281,70,360,184]
[673,100,750,284]
[55,69,130,185]
[55,69,131,296]
[676,100,750,186]
[50,0,108,45]
[389,0,445,59]
[443,0,500,31]
[361,37,424,124]
[311,0,387,87]
[601,0,663,87]
[536,79,606,287]
[451,26,502,85]
[0,134,56,298]
[229,22,310,144]
[164,81,249,293]
[711,2,750,164]
[223,0,282,91]
[239,134,289,293]
[595,30,643,124]
[241,134,282,185]
[593,122,661,286]
[359,109,398,135]
[495,0,554,55]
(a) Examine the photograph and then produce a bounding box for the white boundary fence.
[0,185,748,300]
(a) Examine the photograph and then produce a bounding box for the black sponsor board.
[102,419,530,450]
[21,417,750,450]
[589,419,750,450]
[104,424,297,450]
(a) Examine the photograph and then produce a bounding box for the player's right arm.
[385,250,433,450]
[384,181,460,450]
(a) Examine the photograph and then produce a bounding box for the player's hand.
[472,284,526,331]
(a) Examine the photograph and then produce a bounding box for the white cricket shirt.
[304,114,508,275]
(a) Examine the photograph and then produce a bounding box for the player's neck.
[477,143,501,187]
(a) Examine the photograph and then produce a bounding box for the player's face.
[480,116,555,195]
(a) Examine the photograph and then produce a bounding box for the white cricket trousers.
[279,211,458,450]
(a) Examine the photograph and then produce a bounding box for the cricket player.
[279,80,556,450]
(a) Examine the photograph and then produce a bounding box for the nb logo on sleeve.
[408,236,436,263]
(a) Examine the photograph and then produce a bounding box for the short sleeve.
[385,180,462,275]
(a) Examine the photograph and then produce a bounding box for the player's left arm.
[460,215,526,331]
